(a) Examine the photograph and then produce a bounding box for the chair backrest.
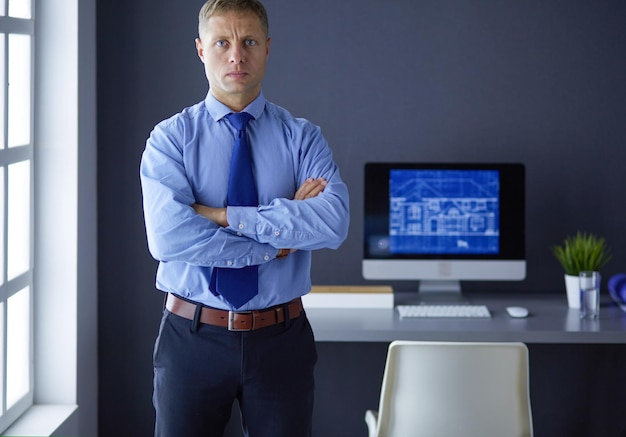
[375,341,533,437]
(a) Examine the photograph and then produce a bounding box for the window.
[0,0,34,432]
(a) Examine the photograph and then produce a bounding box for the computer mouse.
[506,306,529,318]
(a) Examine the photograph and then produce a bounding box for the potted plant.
[552,231,612,308]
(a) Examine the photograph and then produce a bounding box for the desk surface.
[305,292,626,343]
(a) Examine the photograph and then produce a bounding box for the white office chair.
[365,341,533,437]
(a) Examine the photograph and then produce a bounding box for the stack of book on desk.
[302,285,394,309]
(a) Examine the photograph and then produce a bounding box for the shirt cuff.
[226,205,258,237]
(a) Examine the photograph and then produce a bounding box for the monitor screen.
[363,162,526,299]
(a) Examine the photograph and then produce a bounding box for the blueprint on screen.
[389,169,500,255]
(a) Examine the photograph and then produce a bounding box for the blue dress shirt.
[140,91,350,310]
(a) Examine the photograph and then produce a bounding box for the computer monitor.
[363,162,526,302]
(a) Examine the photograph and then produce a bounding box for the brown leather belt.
[165,293,303,331]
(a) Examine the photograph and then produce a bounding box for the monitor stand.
[414,280,470,304]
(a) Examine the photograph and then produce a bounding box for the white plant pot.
[565,274,580,309]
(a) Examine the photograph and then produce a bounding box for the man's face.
[196,11,271,111]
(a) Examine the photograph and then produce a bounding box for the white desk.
[305,292,626,344]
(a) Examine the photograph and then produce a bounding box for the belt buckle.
[228,311,254,331]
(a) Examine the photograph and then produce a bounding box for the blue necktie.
[210,112,259,308]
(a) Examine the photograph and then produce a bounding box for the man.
[139,0,349,436]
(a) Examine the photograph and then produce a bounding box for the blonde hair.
[198,0,269,38]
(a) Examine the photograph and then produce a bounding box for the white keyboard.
[397,304,492,319]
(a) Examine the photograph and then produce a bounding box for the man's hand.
[278,177,327,258]
[192,204,228,227]
[294,177,327,200]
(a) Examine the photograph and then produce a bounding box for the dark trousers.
[153,307,317,437]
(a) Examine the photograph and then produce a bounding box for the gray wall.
[97,1,626,436]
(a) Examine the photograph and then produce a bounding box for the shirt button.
[238,223,245,229]
[274,230,280,236]
[264,255,270,261]
[227,260,233,266]
[237,232,242,236]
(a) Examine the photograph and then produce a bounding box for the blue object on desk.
[608,273,626,312]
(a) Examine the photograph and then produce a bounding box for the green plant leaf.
[551,231,612,275]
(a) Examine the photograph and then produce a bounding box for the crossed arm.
[192,177,328,258]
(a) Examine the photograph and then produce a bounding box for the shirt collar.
[204,90,266,121]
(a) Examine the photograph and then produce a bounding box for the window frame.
[0,4,36,434]
[0,0,97,434]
